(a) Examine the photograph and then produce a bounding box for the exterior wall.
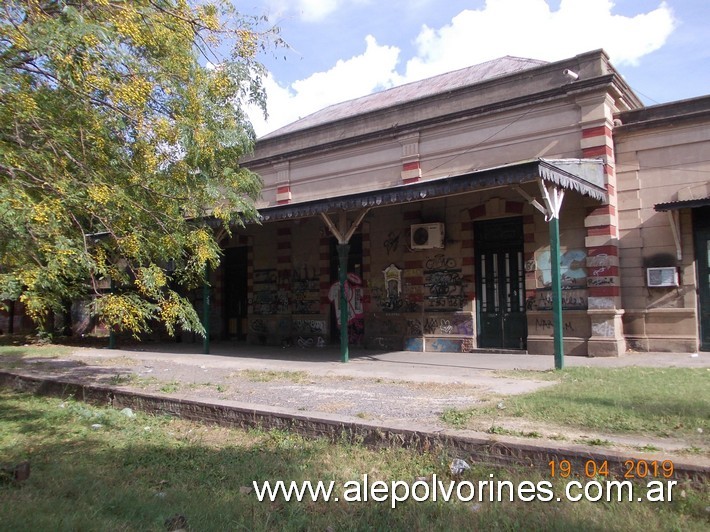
[218,220,332,347]
[0,301,35,335]
[615,99,710,352]
[248,51,635,209]
[227,50,646,355]
[255,101,586,210]
[526,193,596,356]
[209,188,612,354]
[579,95,626,356]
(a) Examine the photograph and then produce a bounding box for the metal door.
[475,218,527,349]
[694,207,710,351]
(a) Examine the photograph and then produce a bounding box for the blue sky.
[244,0,710,137]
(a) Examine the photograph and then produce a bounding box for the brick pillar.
[399,133,421,184]
[319,233,331,319]
[246,238,254,318]
[460,219,476,352]
[361,221,371,302]
[211,256,223,339]
[276,226,291,320]
[275,161,291,205]
[580,98,626,356]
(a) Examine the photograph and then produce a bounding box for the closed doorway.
[223,247,248,340]
[475,217,527,349]
[693,207,710,351]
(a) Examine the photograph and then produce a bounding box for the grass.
[159,380,181,394]
[1,389,708,531]
[486,426,542,438]
[441,367,710,441]
[0,344,73,366]
[238,369,310,383]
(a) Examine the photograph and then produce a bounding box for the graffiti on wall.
[367,315,404,336]
[292,264,320,315]
[406,318,422,336]
[328,272,365,344]
[383,231,401,255]
[251,269,280,315]
[292,319,327,335]
[534,318,576,334]
[371,285,420,313]
[253,269,277,284]
[423,315,474,336]
[428,338,476,353]
[532,248,587,312]
[423,255,466,312]
[536,248,587,288]
[534,288,587,310]
[296,336,326,348]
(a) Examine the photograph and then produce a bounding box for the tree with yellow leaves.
[0,1,279,338]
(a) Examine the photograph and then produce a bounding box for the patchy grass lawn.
[1,390,708,531]
[442,367,710,442]
[0,344,74,370]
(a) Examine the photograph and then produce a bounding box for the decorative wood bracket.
[512,178,565,221]
[320,208,370,244]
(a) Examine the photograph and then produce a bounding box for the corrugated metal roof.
[261,56,547,139]
[655,197,710,211]
[255,158,605,222]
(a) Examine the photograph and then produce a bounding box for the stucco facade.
[615,96,710,352]
[207,50,653,356]
[7,50,707,355]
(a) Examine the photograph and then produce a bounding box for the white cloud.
[250,0,676,136]
[264,0,371,22]
[405,0,676,81]
[249,35,401,136]
[297,0,339,22]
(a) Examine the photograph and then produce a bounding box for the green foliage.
[0,1,280,336]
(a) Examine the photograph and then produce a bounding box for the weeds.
[0,389,707,531]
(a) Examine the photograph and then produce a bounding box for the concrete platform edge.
[2,370,707,483]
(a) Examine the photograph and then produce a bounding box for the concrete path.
[74,342,710,385]
[3,341,708,469]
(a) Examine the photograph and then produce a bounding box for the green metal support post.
[108,280,116,349]
[203,266,210,354]
[549,213,564,370]
[337,243,350,363]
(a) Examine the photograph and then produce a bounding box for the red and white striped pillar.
[580,96,626,356]
[275,161,292,205]
[399,133,421,184]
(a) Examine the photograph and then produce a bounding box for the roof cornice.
[244,50,642,167]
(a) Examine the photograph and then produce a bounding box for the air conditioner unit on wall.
[646,267,679,287]
[410,223,445,250]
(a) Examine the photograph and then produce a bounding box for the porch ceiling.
[257,158,607,222]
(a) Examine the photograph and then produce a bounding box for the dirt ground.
[1,342,708,462]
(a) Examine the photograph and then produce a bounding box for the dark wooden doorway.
[693,207,710,351]
[223,247,248,341]
[475,217,527,349]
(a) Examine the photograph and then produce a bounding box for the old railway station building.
[193,49,708,356]
[3,50,708,355]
